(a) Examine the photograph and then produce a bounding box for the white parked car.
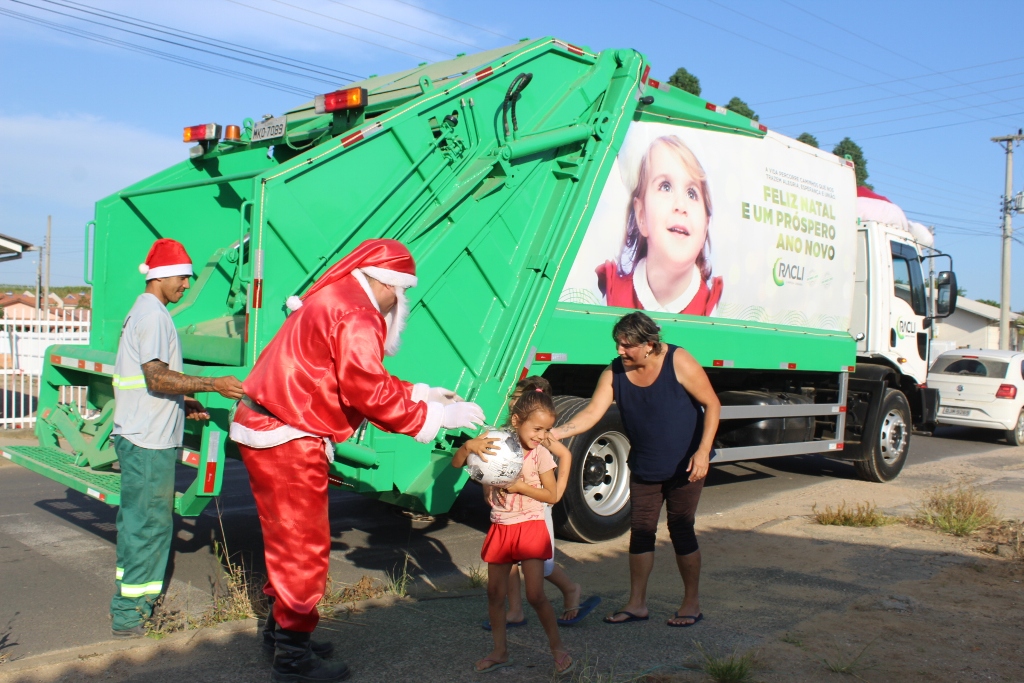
[928,349,1024,446]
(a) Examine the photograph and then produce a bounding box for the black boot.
[271,629,350,683]
[262,599,335,661]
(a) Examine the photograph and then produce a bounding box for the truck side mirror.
[934,270,957,318]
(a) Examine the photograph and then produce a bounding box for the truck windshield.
[891,241,927,316]
[930,356,1009,378]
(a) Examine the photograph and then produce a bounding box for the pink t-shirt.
[488,445,556,525]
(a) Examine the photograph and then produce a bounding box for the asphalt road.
[0,424,1012,662]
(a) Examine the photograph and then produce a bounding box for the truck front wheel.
[855,388,911,482]
[551,397,632,543]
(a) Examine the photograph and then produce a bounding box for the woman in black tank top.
[550,312,721,628]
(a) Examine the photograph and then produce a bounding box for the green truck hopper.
[9,37,906,542]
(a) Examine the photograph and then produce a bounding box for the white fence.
[0,309,91,429]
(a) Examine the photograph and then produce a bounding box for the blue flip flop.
[603,610,649,624]
[481,618,527,631]
[558,595,602,626]
[667,612,703,628]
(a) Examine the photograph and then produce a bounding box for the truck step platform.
[3,445,121,506]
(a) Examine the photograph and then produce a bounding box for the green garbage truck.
[4,37,957,542]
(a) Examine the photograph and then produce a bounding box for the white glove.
[427,386,462,405]
[441,402,485,430]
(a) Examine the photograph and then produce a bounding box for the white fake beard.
[383,286,409,356]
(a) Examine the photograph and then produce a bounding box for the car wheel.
[1006,409,1024,447]
[551,396,632,543]
[855,388,912,483]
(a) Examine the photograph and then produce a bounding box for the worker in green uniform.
[110,238,245,636]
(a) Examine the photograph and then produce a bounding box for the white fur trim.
[139,263,150,274]
[410,383,430,403]
[384,286,409,356]
[145,263,193,281]
[414,401,444,444]
[351,270,381,313]
[360,265,417,289]
[286,296,303,311]
[229,421,317,448]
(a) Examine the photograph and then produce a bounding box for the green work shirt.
[112,293,184,449]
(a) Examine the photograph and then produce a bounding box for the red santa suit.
[596,258,723,316]
[230,239,478,632]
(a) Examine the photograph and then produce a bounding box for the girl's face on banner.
[635,142,708,271]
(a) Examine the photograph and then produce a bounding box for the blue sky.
[0,0,1020,306]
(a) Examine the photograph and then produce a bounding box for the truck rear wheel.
[855,388,911,482]
[552,396,632,543]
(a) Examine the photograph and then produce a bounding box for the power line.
[849,110,1024,142]
[322,0,483,50]
[753,55,1024,106]
[872,159,995,198]
[11,0,350,87]
[53,0,361,80]
[869,170,994,204]
[0,6,317,96]
[222,0,436,62]
[386,0,517,42]
[262,0,453,57]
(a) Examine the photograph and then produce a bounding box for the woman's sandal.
[554,652,576,676]
[475,657,513,673]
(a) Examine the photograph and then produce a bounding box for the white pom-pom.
[138,263,150,274]
[285,296,303,311]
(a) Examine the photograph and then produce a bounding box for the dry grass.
[464,563,487,589]
[693,642,755,683]
[812,501,896,527]
[916,484,998,536]
[976,519,1024,560]
[383,554,413,597]
[821,638,876,676]
[555,650,671,683]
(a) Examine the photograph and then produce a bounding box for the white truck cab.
[847,219,957,480]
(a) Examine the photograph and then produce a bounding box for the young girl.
[453,390,574,675]
[596,134,723,316]
[457,377,599,631]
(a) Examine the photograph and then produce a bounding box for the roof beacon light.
[315,87,368,115]
[224,124,241,141]
[183,123,222,143]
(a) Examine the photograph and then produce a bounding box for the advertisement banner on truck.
[560,123,858,331]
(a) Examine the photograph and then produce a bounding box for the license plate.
[942,407,970,416]
[252,116,286,142]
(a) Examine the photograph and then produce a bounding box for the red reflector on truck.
[315,87,368,115]
[183,123,221,142]
[203,462,218,494]
[996,384,1017,399]
[535,353,552,362]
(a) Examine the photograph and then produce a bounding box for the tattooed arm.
[548,366,615,441]
[141,360,245,399]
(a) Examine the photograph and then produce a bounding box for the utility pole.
[34,242,41,321]
[992,130,1024,350]
[43,215,51,324]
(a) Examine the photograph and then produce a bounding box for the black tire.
[551,396,632,543]
[855,388,912,483]
[1005,409,1024,447]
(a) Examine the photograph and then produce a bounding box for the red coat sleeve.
[330,308,428,438]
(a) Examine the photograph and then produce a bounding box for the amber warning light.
[315,87,367,115]
[183,123,222,143]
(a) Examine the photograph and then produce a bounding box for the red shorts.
[481,520,552,564]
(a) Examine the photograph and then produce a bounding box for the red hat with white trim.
[139,239,193,281]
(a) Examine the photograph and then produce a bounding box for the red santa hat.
[286,239,418,355]
[138,238,194,281]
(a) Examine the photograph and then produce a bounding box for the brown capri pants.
[628,473,704,556]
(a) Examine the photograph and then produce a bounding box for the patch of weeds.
[822,638,875,675]
[557,650,670,683]
[464,563,487,589]
[916,484,997,536]
[383,553,413,597]
[693,642,755,683]
[976,519,1024,560]
[780,633,803,647]
[0,652,8,665]
[812,501,895,527]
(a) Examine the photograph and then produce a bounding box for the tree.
[725,97,758,121]
[957,287,967,297]
[667,67,701,96]
[977,298,999,307]
[796,132,819,148]
[832,137,872,188]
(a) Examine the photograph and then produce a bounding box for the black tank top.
[612,344,704,482]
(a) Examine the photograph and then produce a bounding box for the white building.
[932,297,1020,354]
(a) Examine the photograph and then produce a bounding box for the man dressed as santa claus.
[231,239,485,683]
